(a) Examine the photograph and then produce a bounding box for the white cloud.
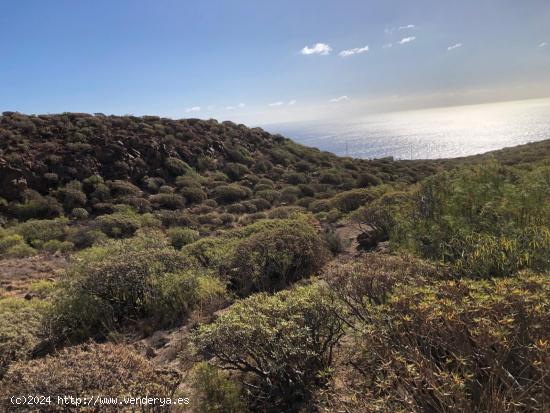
[185,106,201,113]
[383,43,393,49]
[339,45,369,57]
[385,27,395,35]
[268,101,284,107]
[447,43,463,51]
[329,95,349,103]
[399,24,415,30]
[288,100,297,105]
[300,43,332,55]
[237,103,246,108]
[399,36,416,45]
[540,42,548,48]
[225,106,235,110]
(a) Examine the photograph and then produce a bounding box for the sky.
[1,0,549,126]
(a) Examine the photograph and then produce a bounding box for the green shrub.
[165,157,192,176]
[0,297,48,378]
[391,161,550,276]
[149,193,185,210]
[193,284,344,411]
[168,227,200,249]
[356,172,382,187]
[7,193,63,220]
[56,181,87,210]
[14,217,68,246]
[211,184,252,204]
[48,231,201,341]
[42,239,74,253]
[230,218,329,295]
[330,188,384,213]
[97,210,141,238]
[180,186,207,204]
[66,227,107,249]
[329,262,550,412]
[224,162,250,181]
[70,207,89,220]
[192,362,245,413]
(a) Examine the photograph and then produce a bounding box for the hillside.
[0,113,549,412]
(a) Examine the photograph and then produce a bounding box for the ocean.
[265,98,550,160]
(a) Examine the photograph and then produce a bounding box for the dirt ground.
[0,254,67,298]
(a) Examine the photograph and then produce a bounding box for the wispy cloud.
[301,43,332,55]
[540,42,548,48]
[225,106,235,110]
[339,45,369,57]
[288,100,296,105]
[399,24,415,30]
[383,43,393,49]
[268,101,285,107]
[329,95,349,103]
[237,103,246,108]
[185,106,201,113]
[399,36,416,45]
[447,43,463,51]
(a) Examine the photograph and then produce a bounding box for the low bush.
[48,231,212,342]
[230,218,329,295]
[211,184,252,204]
[193,284,344,411]
[14,217,69,247]
[328,261,550,412]
[192,362,245,413]
[149,193,185,210]
[168,227,200,249]
[0,343,180,410]
[0,297,48,378]
[97,209,141,238]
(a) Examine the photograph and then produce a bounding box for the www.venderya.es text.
[10,395,190,408]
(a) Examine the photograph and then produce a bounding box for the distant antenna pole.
[410,144,413,160]
[345,140,349,157]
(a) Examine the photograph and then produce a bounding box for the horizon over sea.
[263,98,550,160]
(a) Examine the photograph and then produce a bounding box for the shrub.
[66,227,107,249]
[330,188,382,213]
[179,186,207,204]
[56,180,87,211]
[48,231,201,341]
[211,184,252,204]
[308,199,331,213]
[165,156,192,176]
[192,362,245,413]
[255,189,280,204]
[0,343,180,409]
[149,193,185,210]
[14,217,68,246]
[97,209,141,238]
[224,162,250,181]
[329,263,550,412]
[392,162,550,276]
[230,218,329,295]
[168,227,200,249]
[107,180,141,197]
[356,172,382,187]
[70,207,89,220]
[7,193,63,220]
[0,297,47,378]
[42,239,74,253]
[193,285,344,411]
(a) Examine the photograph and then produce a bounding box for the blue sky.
[1,0,549,125]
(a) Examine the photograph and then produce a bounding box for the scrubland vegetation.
[0,112,548,412]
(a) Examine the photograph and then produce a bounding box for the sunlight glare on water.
[267,98,550,159]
